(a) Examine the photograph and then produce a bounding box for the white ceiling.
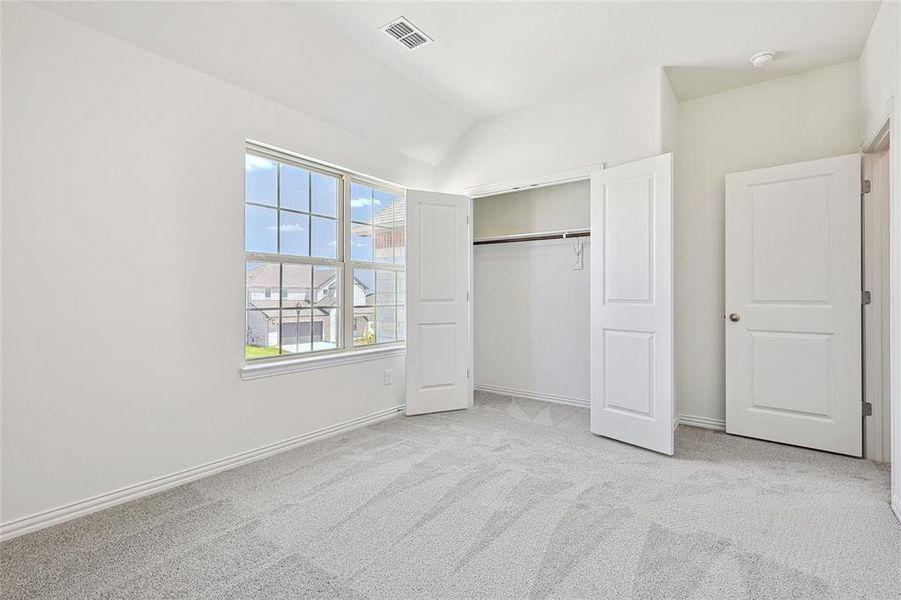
[39,1,880,167]
[309,1,880,109]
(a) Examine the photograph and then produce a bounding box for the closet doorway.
[468,154,676,455]
[472,178,592,409]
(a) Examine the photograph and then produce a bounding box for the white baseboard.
[676,413,727,431]
[474,385,726,434]
[0,405,404,542]
[474,383,589,408]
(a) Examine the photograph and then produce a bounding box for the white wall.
[0,4,433,527]
[473,180,589,238]
[860,1,898,140]
[675,61,863,424]
[474,239,590,405]
[472,182,590,403]
[895,0,901,521]
[438,68,664,192]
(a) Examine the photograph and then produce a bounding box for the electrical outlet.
[383,369,392,385]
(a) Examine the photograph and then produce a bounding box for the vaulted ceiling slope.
[310,1,880,108]
[39,1,880,169]
[37,1,475,167]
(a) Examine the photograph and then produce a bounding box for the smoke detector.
[749,51,776,68]
[381,17,433,50]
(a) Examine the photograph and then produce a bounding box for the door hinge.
[466,368,470,379]
[466,291,470,301]
[862,401,873,417]
[862,290,872,305]
[466,214,470,225]
[863,179,871,194]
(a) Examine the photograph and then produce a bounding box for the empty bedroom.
[1,1,900,598]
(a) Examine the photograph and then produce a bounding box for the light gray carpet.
[2,391,899,599]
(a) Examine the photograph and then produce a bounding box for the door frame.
[459,164,601,199]
[862,141,891,462]
[861,96,899,522]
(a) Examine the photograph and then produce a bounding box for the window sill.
[240,345,405,381]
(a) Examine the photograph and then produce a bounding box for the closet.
[405,154,675,454]
[472,180,592,408]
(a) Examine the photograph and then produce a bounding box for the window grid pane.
[352,266,404,347]
[312,172,338,218]
[281,309,313,354]
[279,163,310,213]
[246,150,403,360]
[245,309,280,359]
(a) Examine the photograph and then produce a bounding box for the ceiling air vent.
[381,17,433,51]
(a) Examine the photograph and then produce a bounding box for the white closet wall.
[473,181,590,406]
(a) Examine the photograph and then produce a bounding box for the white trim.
[861,97,893,154]
[460,164,602,199]
[862,147,892,462]
[676,413,727,431]
[859,96,899,524]
[474,383,589,408]
[0,405,404,541]
[241,345,404,380]
[474,384,728,433]
[246,138,407,192]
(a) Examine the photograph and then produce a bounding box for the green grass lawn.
[245,345,280,359]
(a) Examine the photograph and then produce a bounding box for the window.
[244,144,405,361]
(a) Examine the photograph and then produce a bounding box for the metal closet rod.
[472,229,590,246]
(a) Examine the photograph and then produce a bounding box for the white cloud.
[269,223,307,232]
[245,155,276,171]
[350,198,369,208]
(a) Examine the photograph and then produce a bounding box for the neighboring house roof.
[245,262,373,315]
[245,263,337,289]
[373,197,405,228]
[351,197,406,234]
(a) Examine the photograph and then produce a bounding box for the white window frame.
[242,142,405,379]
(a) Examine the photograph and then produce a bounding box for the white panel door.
[405,190,472,416]
[590,153,674,455]
[725,154,861,456]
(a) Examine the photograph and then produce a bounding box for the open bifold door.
[405,190,473,416]
[590,153,675,455]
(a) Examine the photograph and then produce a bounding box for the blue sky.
[245,154,400,262]
[245,155,339,258]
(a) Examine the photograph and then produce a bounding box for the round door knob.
[729,313,741,322]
